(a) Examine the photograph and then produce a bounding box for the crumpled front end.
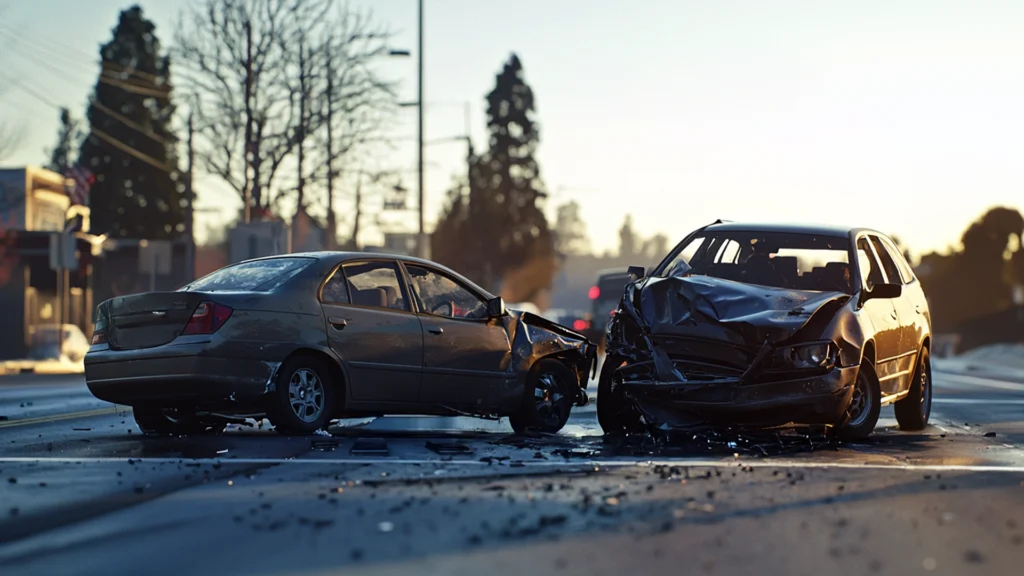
[605,275,857,430]
[508,311,599,406]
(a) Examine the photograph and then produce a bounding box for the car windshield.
[658,231,853,293]
[181,257,315,292]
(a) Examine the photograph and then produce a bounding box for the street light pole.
[416,0,425,258]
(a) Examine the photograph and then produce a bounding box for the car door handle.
[915,305,922,314]
[890,310,898,320]
[428,327,444,335]
[328,317,348,329]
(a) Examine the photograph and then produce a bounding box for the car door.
[319,260,424,406]
[855,236,904,395]
[402,263,515,412]
[875,235,926,389]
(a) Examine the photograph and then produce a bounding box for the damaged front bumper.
[620,364,858,430]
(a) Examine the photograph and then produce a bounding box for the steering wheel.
[430,301,454,317]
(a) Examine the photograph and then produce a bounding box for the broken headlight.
[775,341,837,369]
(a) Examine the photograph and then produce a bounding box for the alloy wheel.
[289,368,325,423]
[533,372,567,429]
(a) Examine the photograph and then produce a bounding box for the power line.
[90,99,175,145]
[88,127,174,173]
[0,75,62,109]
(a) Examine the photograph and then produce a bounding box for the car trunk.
[102,292,206,350]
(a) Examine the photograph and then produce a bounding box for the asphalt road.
[0,368,1021,575]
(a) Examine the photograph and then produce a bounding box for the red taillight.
[182,302,233,335]
[588,286,600,300]
[91,331,107,345]
[572,319,589,331]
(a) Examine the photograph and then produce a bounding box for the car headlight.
[775,341,836,369]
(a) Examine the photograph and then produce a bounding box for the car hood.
[506,310,598,376]
[629,275,851,346]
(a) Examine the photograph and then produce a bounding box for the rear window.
[183,257,314,292]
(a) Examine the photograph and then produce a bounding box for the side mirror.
[627,265,645,280]
[486,296,507,318]
[865,282,902,301]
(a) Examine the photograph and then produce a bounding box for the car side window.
[320,267,351,304]
[879,236,916,284]
[405,265,488,320]
[856,237,885,289]
[341,262,410,311]
[869,236,902,284]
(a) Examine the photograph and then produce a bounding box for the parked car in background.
[85,253,596,436]
[588,269,632,347]
[543,309,592,334]
[599,221,932,440]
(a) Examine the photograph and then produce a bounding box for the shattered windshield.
[658,232,853,293]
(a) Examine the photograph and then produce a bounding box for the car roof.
[241,251,496,298]
[702,221,885,239]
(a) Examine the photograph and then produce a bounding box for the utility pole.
[242,20,254,223]
[324,45,336,250]
[296,38,307,210]
[416,0,425,257]
[185,110,196,281]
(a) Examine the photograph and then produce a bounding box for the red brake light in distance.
[572,319,589,331]
[182,302,233,335]
[588,286,600,300]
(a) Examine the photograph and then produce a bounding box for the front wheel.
[596,356,644,434]
[840,360,881,440]
[509,359,576,435]
[894,347,932,430]
[268,356,337,435]
[132,406,226,436]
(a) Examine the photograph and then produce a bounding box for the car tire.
[596,355,644,434]
[509,359,576,435]
[268,356,336,435]
[132,406,226,436]
[894,346,932,431]
[840,360,882,440]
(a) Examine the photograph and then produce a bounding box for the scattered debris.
[983,432,996,438]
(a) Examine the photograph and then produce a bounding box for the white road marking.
[1,456,1023,473]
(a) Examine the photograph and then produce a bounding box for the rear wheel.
[840,360,881,440]
[509,359,576,435]
[268,356,336,435]
[894,347,932,430]
[132,406,226,436]
[596,355,644,434]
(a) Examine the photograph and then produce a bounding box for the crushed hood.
[631,275,850,345]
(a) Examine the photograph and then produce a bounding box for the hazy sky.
[2,0,1024,257]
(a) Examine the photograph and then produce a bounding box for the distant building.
[363,232,425,257]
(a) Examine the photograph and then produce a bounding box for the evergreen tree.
[47,108,83,175]
[433,54,555,296]
[79,5,183,239]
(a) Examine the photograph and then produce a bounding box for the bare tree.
[175,0,329,221]
[175,0,395,227]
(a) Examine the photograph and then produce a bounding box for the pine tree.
[78,5,183,239]
[47,108,83,175]
[433,54,555,296]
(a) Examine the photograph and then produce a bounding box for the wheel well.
[921,336,930,353]
[281,348,347,417]
[861,341,875,366]
[537,350,589,387]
